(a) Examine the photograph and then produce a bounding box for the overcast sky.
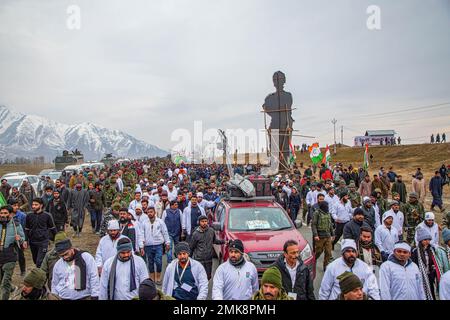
[1,0,449,152]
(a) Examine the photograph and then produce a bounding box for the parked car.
[47,171,63,181]
[212,196,316,278]
[2,174,40,196]
[1,172,27,179]
[38,169,55,177]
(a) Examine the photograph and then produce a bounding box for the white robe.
[319,257,380,300]
[51,252,100,300]
[379,257,425,300]
[99,254,149,300]
[212,260,259,300]
[95,234,127,268]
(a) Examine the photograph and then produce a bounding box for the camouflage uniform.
[376,197,388,215]
[348,182,361,208]
[100,205,120,237]
[104,184,117,208]
[121,188,133,205]
[402,196,425,245]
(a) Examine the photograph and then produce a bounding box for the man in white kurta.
[319,239,380,300]
[95,220,127,275]
[51,239,100,300]
[99,238,149,300]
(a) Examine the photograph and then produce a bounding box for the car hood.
[227,229,307,253]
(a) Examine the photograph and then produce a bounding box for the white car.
[1,172,28,179]
[3,174,40,196]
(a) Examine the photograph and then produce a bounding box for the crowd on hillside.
[0,157,448,301]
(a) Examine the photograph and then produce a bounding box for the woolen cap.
[261,267,282,290]
[138,278,158,300]
[416,227,432,242]
[24,268,47,289]
[174,241,191,256]
[337,271,362,295]
[228,239,244,254]
[55,239,72,254]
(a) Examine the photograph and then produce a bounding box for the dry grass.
[0,164,54,177]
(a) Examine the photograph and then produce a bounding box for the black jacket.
[274,191,289,210]
[274,255,315,300]
[343,219,372,241]
[25,211,57,243]
[46,199,68,226]
[189,226,224,262]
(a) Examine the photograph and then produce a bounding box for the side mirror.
[294,219,302,229]
[212,222,222,232]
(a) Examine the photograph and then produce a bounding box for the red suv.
[212,197,316,278]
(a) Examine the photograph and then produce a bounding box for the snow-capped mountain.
[0,105,168,161]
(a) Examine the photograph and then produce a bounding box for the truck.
[54,149,84,170]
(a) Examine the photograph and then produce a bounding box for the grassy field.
[0,163,54,177]
[2,143,449,293]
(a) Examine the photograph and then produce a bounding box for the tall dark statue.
[262,71,294,172]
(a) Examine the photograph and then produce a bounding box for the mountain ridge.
[0,105,168,161]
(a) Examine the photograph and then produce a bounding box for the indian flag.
[322,144,331,165]
[309,143,323,164]
[0,193,6,206]
[363,143,369,170]
[289,140,296,165]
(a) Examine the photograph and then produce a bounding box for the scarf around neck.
[108,254,136,300]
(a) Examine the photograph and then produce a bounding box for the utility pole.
[341,125,343,145]
[331,118,337,155]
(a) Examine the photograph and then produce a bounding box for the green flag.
[0,193,6,206]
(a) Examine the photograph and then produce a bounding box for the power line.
[351,102,450,119]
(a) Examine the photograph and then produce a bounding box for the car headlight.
[301,243,312,261]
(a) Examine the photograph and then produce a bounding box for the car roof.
[222,199,280,209]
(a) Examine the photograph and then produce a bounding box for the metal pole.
[332,118,337,154]
[341,125,343,145]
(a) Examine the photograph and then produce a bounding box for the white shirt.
[163,186,178,202]
[383,209,404,236]
[331,201,354,223]
[439,270,450,300]
[95,234,127,268]
[415,222,440,248]
[52,252,100,300]
[142,217,171,246]
[319,257,380,300]
[99,254,148,300]
[212,260,259,300]
[324,194,339,211]
[285,258,299,290]
[375,224,399,254]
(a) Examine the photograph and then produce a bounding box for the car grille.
[248,251,283,270]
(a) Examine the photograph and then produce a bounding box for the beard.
[119,218,129,223]
[179,257,188,264]
[0,216,9,223]
[344,256,356,265]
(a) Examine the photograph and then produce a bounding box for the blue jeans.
[166,236,179,264]
[89,209,103,232]
[145,245,163,273]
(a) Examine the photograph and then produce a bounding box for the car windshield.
[5,178,23,188]
[228,207,293,231]
[48,172,62,180]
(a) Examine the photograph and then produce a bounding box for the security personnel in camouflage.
[374,188,388,214]
[113,194,128,209]
[335,180,348,197]
[348,182,361,208]
[104,182,117,208]
[122,187,133,205]
[391,192,404,209]
[402,192,425,245]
